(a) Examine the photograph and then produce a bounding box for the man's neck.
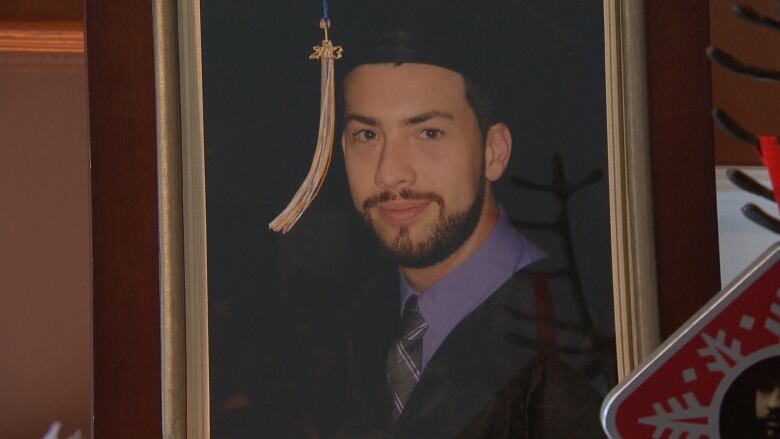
[401,199,499,293]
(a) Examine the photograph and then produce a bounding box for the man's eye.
[353,129,377,142]
[420,128,443,140]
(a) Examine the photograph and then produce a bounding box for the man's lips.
[376,201,431,226]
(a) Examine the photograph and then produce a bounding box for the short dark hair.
[463,77,494,139]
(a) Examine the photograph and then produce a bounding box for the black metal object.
[712,108,759,149]
[726,169,775,201]
[708,1,780,235]
[706,47,780,83]
[732,3,780,32]
[742,203,780,233]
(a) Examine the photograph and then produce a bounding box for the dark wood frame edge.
[644,0,721,339]
[85,0,163,436]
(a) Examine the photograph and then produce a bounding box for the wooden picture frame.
[85,0,719,436]
[167,0,662,435]
[602,0,661,378]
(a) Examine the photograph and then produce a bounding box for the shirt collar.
[399,207,545,342]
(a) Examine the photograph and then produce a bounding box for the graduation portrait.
[190,0,624,437]
[720,355,780,439]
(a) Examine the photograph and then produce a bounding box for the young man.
[756,377,780,439]
[335,2,604,437]
[721,356,780,439]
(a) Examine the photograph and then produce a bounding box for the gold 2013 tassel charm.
[269,19,343,234]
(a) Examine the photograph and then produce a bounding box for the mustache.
[362,188,445,210]
[761,410,780,426]
[764,409,780,420]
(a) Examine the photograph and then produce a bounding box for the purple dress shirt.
[399,208,545,369]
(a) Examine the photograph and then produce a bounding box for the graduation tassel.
[269,16,343,233]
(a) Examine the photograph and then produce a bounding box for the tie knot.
[400,295,428,341]
[403,295,420,315]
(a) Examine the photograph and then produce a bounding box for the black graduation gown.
[338,268,606,439]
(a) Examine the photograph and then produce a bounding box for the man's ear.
[484,122,512,182]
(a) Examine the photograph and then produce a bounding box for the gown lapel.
[392,272,541,438]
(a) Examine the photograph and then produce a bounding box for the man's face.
[341,63,486,268]
[756,384,780,438]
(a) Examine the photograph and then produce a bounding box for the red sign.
[602,243,780,438]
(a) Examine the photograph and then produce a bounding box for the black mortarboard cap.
[340,0,515,123]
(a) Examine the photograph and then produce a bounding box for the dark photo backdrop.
[200,1,614,437]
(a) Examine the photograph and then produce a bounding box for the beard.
[361,180,485,268]
[759,409,780,438]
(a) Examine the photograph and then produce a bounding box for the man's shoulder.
[468,264,545,335]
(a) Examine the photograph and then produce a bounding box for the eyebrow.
[344,113,379,126]
[344,110,455,127]
[402,110,454,125]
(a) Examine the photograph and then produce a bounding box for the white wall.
[716,167,778,288]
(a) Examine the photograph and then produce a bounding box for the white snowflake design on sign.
[602,244,780,438]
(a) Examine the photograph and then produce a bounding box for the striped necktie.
[387,295,429,421]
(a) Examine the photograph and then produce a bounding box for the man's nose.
[769,388,780,408]
[374,138,415,190]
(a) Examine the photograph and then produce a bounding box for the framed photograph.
[155,0,662,436]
